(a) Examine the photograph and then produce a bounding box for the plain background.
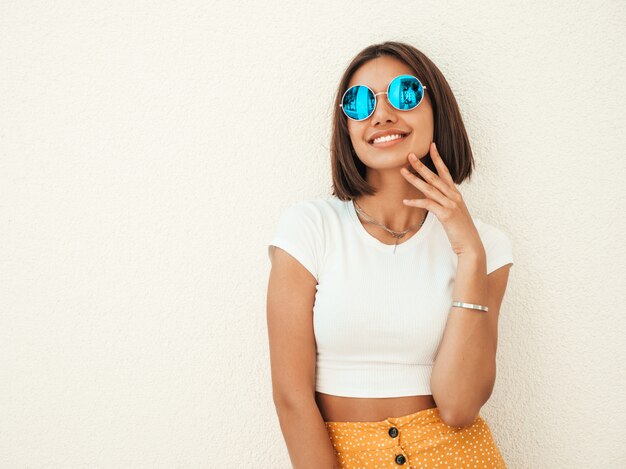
[1,1,625,467]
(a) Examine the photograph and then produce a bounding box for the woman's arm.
[274,400,340,469]
[267,246,340,468]
[430,250,512,428]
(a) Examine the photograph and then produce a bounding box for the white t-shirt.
[267,196,514,398]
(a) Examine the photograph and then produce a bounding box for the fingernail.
[409,153,416,160]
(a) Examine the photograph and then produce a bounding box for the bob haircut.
[330,41,475,201]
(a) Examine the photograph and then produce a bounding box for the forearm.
[274,399,340,469]
[430,250,496,427]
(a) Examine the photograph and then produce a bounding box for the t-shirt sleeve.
[267,201,324,281]
[477,219,514,275]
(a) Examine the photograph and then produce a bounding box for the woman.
[267,41,512,468]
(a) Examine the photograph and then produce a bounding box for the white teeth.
[372,133,405,144]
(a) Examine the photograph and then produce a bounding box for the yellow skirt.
[324,407,507,468]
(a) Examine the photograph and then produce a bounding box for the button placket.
[387,425,407,465]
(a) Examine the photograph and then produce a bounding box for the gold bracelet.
[451,301,489,312]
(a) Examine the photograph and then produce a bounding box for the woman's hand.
[400,142,484,257]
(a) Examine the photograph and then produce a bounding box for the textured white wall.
[1,1,625,468]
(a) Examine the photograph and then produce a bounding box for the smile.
[368,133,410,148]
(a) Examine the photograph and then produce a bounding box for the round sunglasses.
[339,74,427,121]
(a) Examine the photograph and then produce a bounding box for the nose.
[370,92,397,126]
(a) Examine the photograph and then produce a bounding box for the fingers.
[427,142,454,184]
[404,144,459,202]
[400,166,450,207]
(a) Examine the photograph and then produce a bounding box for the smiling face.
[346,55,434,176]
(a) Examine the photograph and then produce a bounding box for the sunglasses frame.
[339,74,427,122]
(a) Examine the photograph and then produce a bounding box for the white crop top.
[267,196,514,398]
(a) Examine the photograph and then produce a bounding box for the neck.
[354,168,427,231]
[354,193,427,232]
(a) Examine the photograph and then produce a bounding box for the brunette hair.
[330,41,475,200]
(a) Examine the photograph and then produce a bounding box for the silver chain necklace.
[353,199,428,254]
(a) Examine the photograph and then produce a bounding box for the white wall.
[1,1,625,467]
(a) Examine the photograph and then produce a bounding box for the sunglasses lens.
[341,85,375,121]
[388,75,425,111]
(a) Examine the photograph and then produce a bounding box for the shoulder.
[268,197,341,281]
[474,217,513,245]
[474,217,515,274]
[276,196,343,225]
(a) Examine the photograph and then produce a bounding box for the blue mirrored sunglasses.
[339,74,427,121]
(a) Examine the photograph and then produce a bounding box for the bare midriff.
[315,391,437,423]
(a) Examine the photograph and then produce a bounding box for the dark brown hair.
[330,41,475,201]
